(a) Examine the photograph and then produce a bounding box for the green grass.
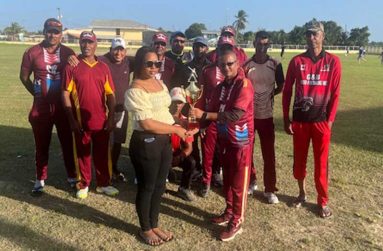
[0,42,382,250]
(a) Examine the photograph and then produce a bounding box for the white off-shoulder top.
[124,81,175,131]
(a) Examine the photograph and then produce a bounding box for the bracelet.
[201,112,207,121]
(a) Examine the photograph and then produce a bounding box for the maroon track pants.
[201,122,220,185]
[73,130,112,188]
[221,144,252,226]
[292,121,331,206]
[29,101,76,181]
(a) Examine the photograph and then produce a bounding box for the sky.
[1,0,382,42]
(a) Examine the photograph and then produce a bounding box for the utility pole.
[57,8,62,22]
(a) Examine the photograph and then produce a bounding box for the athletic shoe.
[96,186,119,196]
[76,187,89,199]
[31,180,45,196]
[112,172,127,183]
[198,183,210,198]
[211,213,232,226]
[177,187,196,201]
[220,222,243,242]
[67,178,79,188]
[247,180,258,195]
[264,192,279,204]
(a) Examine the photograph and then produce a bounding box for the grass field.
[0,42,382,251]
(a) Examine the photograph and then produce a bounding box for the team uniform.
[197,64,225,188]
[282,50,341,206]
[243,55,285,193]
[208,68,254,227]
[99,54,130,145]
[63,57,115,189]
[20,42,76,181]
[206,47,248,66]
[155,56,175,89]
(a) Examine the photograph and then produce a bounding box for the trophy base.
[188,121,199,130]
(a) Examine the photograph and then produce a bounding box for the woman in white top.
[125,46,194,246]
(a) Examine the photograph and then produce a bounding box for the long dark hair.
[134,46,157,79]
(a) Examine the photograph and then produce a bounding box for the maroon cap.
[80,31,97,42]
[44,18,62,32]
[218,36,235,46]
[152,32,168,44]
[221,26,236,36]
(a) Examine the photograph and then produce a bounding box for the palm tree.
[232,10,248,40]
[4,22,25,41]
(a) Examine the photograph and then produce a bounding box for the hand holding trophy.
[181,67,203,130]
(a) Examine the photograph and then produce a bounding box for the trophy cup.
[181,67,203,130]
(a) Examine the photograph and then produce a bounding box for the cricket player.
[20,18,77,195]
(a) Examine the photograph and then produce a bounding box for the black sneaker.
[198,183,210,198]
[31,186,44,197]
[112,172,127,183]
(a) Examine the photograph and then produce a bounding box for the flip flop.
[138,230,163,246]
[319,206,333,218]
[292,195,307,208]
[152,228,174,242]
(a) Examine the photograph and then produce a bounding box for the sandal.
[292,195,307,208]
[319,206,333,218]
[138,230,163,246]
[152,227,174,242]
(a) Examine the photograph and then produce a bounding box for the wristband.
[201,112,207,121]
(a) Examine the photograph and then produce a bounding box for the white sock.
[34,180,45,188]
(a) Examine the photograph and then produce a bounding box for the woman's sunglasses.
[145,61,162,68]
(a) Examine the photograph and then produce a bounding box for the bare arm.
[139,119,189,140]
[19,70,34,95]
[62,90,82,135]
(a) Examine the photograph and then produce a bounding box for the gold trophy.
[181,67,203,130]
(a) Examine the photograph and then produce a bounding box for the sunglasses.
[154,41,166,47]
[173,39,185,44]
[145,61,162,68]
[305,31,320,37]
[219,61,237,68]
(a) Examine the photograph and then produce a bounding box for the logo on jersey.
[300,64,306,71]
[294,97,314,112]
[320,64,331,72]
[235,123,249,142]
[300,74,327,86]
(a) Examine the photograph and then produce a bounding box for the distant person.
[206,26,248,65]
[99,37,131,182]
[345,46,350,56]
[243,31,285,203]
[62,31,119,199]
[165,31,189,68]
[192,50,254,241]
[280,43,286,58]
[125,46,196,246]
[19,17,77,196]
[152,32,175,89]
[282,21,341,218]
[357,46,367,63]
[169,87,197,201]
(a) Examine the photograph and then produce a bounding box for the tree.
[288,26,306,45]
[3,22,25,41]
[242,31,255,43]
[348,26,370,46]
[322,21,343,45]
[185,23,207,39]
[269,29,287,44]
[232,10,248,39]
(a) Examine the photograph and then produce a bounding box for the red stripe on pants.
[74,130,111,188]
[221,144,251,225]
[292,121,331,206]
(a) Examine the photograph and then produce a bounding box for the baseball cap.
[152,32,168,44]
[44,18,62,33]
[255,30,269,39]
[306,20,324,33]
[218,36,235,46]
[221,26,236,36]
[171,31,186,40]
[111,37,126,49]
[170,87,186,103]
[193,37,208,47]
[80,31,97,42]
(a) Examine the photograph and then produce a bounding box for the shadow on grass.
[274,106,383,153]
[0,217,77,251]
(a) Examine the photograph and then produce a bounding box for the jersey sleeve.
[62,64,75,92]
[124,88,153,121]
[20,48,33,78]
[327,56,342,122]
[282,58,297,119]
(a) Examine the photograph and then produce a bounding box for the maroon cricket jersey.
[20,42,75,102]
[206,47,248,66]
[209,69,254,147]
[283,51,341,122]
[99,54,130,107]
[155,57,175,89]
[63,57,115,131]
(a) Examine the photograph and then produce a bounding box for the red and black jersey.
[20,42,75,102]
[283,50,341,122]
[206,46,248,66]
[155,57,175,89]
[209,69,254,147]
[63,57,115,131]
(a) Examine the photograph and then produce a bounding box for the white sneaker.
[96,186,119,196]
[247,181,258,195]
[264,192,279,204]
[76,187,89,199]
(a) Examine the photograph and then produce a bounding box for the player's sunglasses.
[305,31,319,37]
[219,61,237,68]
[145,61,162,68]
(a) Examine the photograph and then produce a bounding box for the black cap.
[44,18,62,33]
[171,31,186,41]
[255,30,269,40]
